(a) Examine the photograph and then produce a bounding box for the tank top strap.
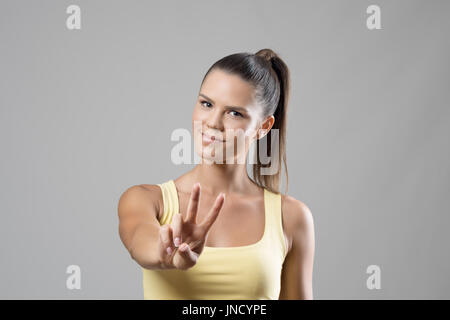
[264,188,288,259]
[157,180,179,225]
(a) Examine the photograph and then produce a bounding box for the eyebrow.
[198,93,247,112]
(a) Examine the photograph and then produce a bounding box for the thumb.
[177,243,198,267]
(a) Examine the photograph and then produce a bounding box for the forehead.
[200,69,255,107]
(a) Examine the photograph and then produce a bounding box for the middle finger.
[185,182,201,223]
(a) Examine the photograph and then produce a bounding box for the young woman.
[118,49,315,300]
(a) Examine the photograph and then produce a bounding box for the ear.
[256,115,275,140]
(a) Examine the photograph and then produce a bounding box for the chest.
[177,192,266,247]
[143,245,284,300]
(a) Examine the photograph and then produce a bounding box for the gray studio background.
[1,0,449,299]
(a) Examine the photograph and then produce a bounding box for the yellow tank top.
[142,179,288,300]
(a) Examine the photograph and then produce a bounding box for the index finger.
[199,193,225,232]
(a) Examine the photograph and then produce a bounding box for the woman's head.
[192,48,290,194]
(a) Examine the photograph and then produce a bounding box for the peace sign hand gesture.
[158,183,225,270]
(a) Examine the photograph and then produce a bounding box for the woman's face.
[192,69,273,164]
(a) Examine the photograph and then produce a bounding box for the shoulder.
[280,194,315,254]
[118,184,163,221]
[280,194,313,230]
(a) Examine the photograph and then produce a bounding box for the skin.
[119,68,315,299]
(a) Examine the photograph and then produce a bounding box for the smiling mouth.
[202,132,224,142]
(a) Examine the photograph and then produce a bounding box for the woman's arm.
[278,197,315,300]
[118,185,164,270]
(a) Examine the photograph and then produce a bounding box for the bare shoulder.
[117,184,163,252]
[280,194,314,254]
[118,184,163,222]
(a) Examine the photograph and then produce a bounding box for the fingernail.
[174,237,180,247]
[180,243,187,252]
[166,247,172,255]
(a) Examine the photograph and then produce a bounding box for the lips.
[202,132,224,143]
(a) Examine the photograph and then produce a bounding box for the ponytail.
[253,49,290,195]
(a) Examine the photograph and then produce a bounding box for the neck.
[188,162,258,196]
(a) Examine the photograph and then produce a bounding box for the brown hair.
[200,49,290,195]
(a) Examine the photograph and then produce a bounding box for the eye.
[200,100,243,118]
[200,100,212,108]
[230,110,243,117]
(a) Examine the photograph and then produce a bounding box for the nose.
[205,107,224,131]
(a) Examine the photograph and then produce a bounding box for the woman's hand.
[158,182,225,270]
